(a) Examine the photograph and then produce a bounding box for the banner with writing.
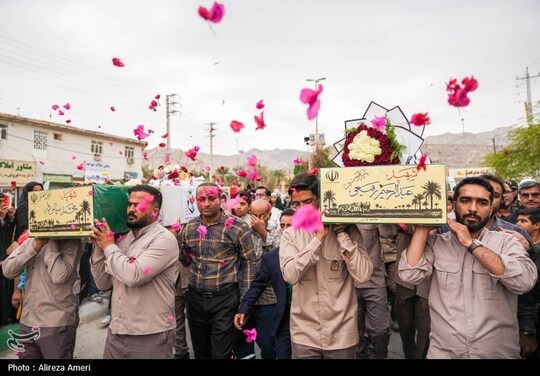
[0,160,36,185]
[320,165,447,224]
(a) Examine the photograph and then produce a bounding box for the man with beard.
[90,185,179,359]
[398,177,537,358]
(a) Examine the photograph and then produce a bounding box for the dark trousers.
[187,285,239,359]
[19,322,78,359]
[395,284,430,359]
[233,303,277,359]
[356,287,391,359]
[275,304,291,359]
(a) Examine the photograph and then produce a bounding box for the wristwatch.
[467,239,484,254]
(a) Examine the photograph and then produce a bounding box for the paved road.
[0,298,405,359]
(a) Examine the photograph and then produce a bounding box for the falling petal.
[225,196,241,210]
[196,225,207,238]
[239,149,244,154]
[171,222,182,232]
[159,143,166,148]
[128,256,136,263]
[110,106,115,112]
[198,1,225,23]
[254,111,266,130]
[70,224,77,230]
[118,234,126,242]
[58,110,64,116]
[219,260,226,265]
[52,104,59,111]
[143,266,152,275]
[309,168,318,176]
[143,152,149,161]
[108,141,114,146]
[112,57,125,67]
[246,155,258,168]
[293,158,303,166]
[106,231,115,238]
[300,84,323,120]
[166,315,174,321]
[161,133,168,138]
[66,119,71,124]
[185,146,201,161]
[39,161,45,165]
[230,120,244,133]
[255,99,265,110]
[224,217,236,228]
[292,205,323,233]
[164,155,172,163]
[243,328,257,343]
[133,125,150,141]
[71,155,77,160]
[410,113,430,126]
[416,153,428,171]
[63,103,71,110]
[76,163,84,171]
[88,190,94,196]
[370,116,387,132]
[235,169,248,178]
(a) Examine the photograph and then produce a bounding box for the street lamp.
[306,77,326,166]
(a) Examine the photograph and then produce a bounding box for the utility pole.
[208,122,216,174]
[166,94,180,158]
[517,67,540,126]
[305,77,326,167]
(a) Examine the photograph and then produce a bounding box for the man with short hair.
[90,184,180,359]
[178,182,256,359]
[399,177,537,358]
[280,173,373,359]
[519,180,540,210]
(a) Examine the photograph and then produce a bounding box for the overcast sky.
[1,0,539,161]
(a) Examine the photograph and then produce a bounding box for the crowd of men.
[1,174,540,359]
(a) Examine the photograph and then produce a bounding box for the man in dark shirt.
[178,182,256,359]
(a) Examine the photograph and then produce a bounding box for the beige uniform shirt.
[2,238,84,328]
[91,222,180,336]
[280,227,373,350]
[399,228,537,358]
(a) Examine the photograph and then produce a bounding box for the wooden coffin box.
[319,164,447,225]
[28,185,130,238]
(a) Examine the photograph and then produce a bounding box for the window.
[53,133,63,141]
[34,130,48,150]
[0,125,7,140]
[125,146,134,164]
[91,140,103,159]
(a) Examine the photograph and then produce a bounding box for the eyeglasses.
[196,195,219,203]
[521,192,540,199]
[280,223,292,229]
[291,197,316,209]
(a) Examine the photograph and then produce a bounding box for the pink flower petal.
[117,234,126,242]
[243,328,257,343]
[106,231,115,238]
[108,141,114,146]
[76,163,84,171]
[166,315,174,321]
[71,155,77,160]
[52,104,59,111]
[133,125,150,141]
[110,106,115,112]
[410,113,430,126]
[255,99,265,110]
[370,116,387,132]
[254,112,266,130]
[112,57,125,67]
[293,158,302,166]
[63,103,71,110]
[185,146,201,161]
[416,153,428,171]
[235,169,248,178]
[143,266,152,275]
[246,155,258,168]
[300,84,323,120]
[224,217,236,228]
[230,120,244,133]
[196,225,207,238]
[70,224,77,230]
[171,222,182,232]
[292,205,323,233]
[88,190,94,196]
[198,2,225,23]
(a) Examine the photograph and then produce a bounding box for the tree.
[483,123,540,179]
[323,190,336,210]
[80,200,92,223]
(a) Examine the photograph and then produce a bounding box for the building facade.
[0,112,145,202]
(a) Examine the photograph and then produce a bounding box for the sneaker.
[100,314,112,327]
[88,293,103,303]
